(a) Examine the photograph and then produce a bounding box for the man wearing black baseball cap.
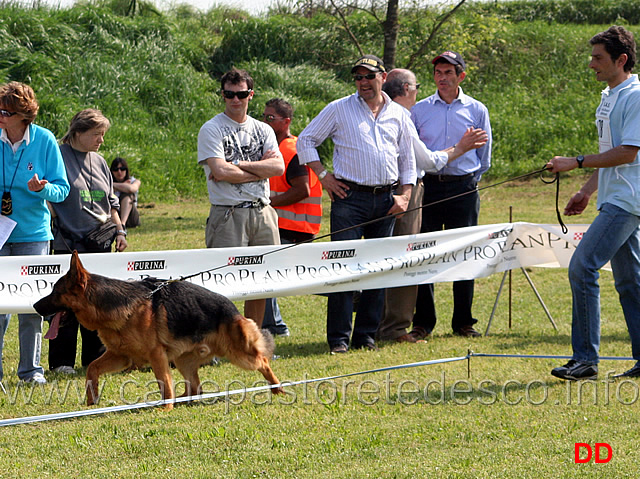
[410,51,492,339]
[297,54,416,354]
[431,51,466,70]
[351,54,386,73]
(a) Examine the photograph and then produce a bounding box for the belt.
[340,179,397,195]
[424,173,473,183]
[217,200,265,209]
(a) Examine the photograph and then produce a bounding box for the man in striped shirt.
[297,54,417,354]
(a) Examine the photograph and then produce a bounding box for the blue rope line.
[469,352,635,361]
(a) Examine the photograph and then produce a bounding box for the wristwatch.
[576,155,585,168]
[317,169,328,180]
[116,229,127,237]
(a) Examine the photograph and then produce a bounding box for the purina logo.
[407,240,436,251]
[127,260,166,272]
[227,255,264,266]
[321,249,356,260]
[21,264,61,276]
[487,228,513,239]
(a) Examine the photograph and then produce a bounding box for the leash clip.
[147,280,170,298]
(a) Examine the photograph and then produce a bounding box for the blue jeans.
[263,237,292,335]
[263,298,288,335]
[569,203,640,364]
[327,189,395,348]
[0,241,49,381]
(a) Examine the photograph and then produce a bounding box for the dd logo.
[574,443,613,464]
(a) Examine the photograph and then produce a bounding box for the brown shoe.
[454,325,482,338]
[396,333,418,343]
[408,327,430,341]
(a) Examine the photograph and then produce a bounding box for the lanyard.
[2,142,26,193]
[1,143,25,216]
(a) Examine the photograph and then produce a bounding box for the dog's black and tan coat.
[34,251,282,410]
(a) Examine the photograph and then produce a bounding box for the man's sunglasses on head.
[222,90,253,99]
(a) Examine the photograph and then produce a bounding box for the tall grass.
[0,4,218,201]
[477,0,640,24]
[473,21,599,176]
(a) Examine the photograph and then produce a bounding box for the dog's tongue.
[44,312,62,340]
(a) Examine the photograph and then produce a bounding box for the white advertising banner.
[0,222,590,314]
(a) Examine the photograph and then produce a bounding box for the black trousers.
[47,248,107,370]
[413,175,480,333]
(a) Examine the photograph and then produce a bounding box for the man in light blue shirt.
[547,26,640,380]
[298,55,416,354]
[410,51,492,339]
[377,68,488,343]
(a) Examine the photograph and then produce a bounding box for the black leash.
[540,170,568,234]
[147,166,565,296]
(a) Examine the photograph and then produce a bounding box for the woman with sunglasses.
[0,81,69,385]
[47,109,127,375]
[110,157,141,230]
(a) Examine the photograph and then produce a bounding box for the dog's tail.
[260,329,276,359]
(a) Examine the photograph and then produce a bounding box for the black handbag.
[83,221,117,251]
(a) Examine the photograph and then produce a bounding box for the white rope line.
[0,352,636,427]
[0,355,468,427]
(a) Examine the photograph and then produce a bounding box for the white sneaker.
[52,366,77,375]
[22,373,47,384]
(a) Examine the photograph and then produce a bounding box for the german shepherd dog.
[34,251,282,410]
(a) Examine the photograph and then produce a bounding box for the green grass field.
[0,173,638,478]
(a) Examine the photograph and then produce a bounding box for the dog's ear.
[69,251,90,290]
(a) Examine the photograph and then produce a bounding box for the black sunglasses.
[0,109,18,118]
[112,167,127,171]
[353,73,378,81]
[222,90,253,99]
[263,114,286,122]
